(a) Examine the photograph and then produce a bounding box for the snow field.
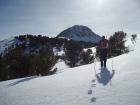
[0,34,140,105]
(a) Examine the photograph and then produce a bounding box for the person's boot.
[104,62,106,68]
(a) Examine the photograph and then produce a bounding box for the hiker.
[97,36,109,68]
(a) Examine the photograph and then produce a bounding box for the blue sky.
[0,0,140,40]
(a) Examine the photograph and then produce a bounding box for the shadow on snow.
[96,68,115,85]
[5,76,39,87]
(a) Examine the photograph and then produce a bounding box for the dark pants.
[100,49,108,67]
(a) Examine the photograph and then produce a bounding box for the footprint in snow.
[88,90,92,94]
[91,97,96,102]
[91,84,96,87]
[92,79,96,82]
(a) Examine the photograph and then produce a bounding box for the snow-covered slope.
[0,35,140,105]
[0,37,63,55]
[57,25,101,43]
[0,37,20,54]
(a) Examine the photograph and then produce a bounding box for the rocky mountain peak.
[57,25,101,43]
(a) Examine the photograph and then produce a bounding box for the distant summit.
[57,25,101,43]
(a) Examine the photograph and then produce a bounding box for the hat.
[102,36,105,39]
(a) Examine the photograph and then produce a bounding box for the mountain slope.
[57,25,101,43]
[0,37,20,54]
[0,35,140,105]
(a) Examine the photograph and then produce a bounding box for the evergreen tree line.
[14,34,97,50]
[63,40,94,68]
[0,43,58,81]
[0,34,97,81]
[0,31,132,81]
[64,31,131,68]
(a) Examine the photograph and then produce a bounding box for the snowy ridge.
[0,37,63,55]
[0,34,140,105]
[0,37,20,54]
[57,25,101,43]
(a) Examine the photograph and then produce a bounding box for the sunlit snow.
[0,34,140,105]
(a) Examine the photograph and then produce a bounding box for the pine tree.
[0,54,9,81]
[39,43,57,76]
[3,45,24,78]
[87,49,92,54]
[81,51,94,64]
[108,31,128,57]
[64,41,83,67]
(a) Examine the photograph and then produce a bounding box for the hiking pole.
[94,58,96,74]
[110,51,113,70]
[112,57,113,70]
[94,53,97,75]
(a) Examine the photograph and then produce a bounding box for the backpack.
[101,40,108,48]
